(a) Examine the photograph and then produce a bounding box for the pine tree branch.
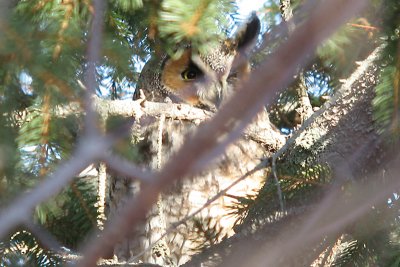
[23,221,65,253]
[223,153,400,267]
[0,133,151,240]
[0,136,104,238]
[94,97,213,122]
[51,96,283,148]
[272,43,385,162]
[48,96,212,122]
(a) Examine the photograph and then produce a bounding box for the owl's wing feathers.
[134,54,169,102]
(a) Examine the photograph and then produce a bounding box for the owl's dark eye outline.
[181,68,199,80]
[181,61,202,81]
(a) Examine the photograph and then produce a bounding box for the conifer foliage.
[0,0,399,266]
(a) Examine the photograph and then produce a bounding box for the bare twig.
[48,96,211,122]
[102,153,154,183]
[271,157,285,212]
[97,163,107,230]
[83,0,105,137]
[157,114,166,169]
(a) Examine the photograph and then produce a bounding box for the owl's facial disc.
[161,45,236,108]
[161,49,207,105]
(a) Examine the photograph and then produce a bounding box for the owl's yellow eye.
[181,68,199,80]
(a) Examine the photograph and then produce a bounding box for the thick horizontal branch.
[53,97,212,121]
[52,97,283,147]
[94,97,213,121]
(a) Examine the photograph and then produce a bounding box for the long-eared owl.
[109,15,285,266]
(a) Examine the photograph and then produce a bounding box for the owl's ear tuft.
[236,14,260,51]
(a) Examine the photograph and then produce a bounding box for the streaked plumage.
[110,16,284,266]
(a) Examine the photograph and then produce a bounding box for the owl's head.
[137,15,260,109]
